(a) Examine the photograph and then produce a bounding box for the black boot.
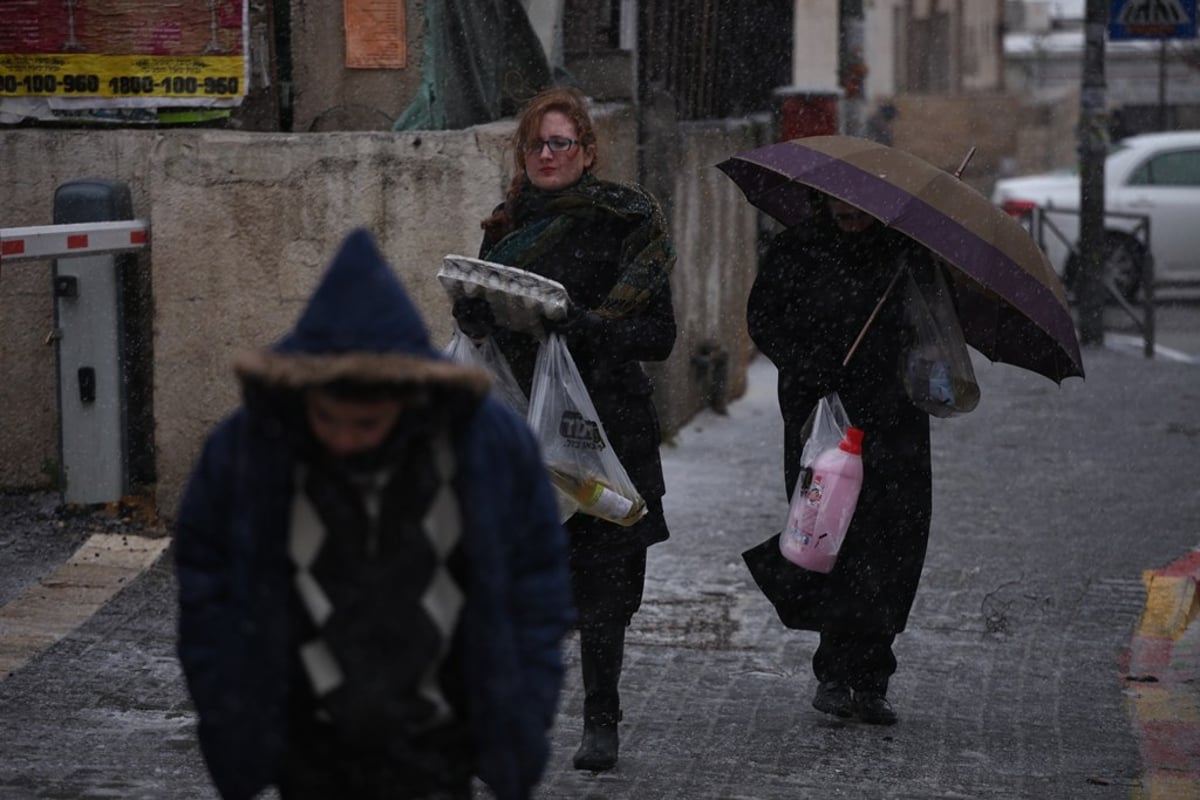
[573,623,625,771]
[812,681,854,717]
[853,690,898,725]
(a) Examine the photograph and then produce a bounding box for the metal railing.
[1015,207,1157,359]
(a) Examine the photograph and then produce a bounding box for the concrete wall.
[0,245,58,490]
[0,106,763,518]
[653,119,770,434]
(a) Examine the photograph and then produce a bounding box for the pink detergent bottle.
[779,427,864,573]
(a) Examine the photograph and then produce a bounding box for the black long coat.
[742,222,933,636]
[481,188,676,568]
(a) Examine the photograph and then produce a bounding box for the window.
[1127,149,1200,187]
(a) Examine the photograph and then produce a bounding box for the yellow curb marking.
[1138,572,1198,640]
[0,532,169,680]
[1131,567,1200,800]
[1131,683,1200,724]
[1140,774,1200,800]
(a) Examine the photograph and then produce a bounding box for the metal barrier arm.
[2,183,152,507]
[1,220,149,265]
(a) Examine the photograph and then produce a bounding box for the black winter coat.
[481,186,676,566]
[175,230,572,800]
[742,222,933,635]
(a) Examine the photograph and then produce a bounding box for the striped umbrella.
[717,135,1085,382]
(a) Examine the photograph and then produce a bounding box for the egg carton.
[438,254,571,334]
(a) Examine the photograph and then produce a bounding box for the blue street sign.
[1109,0,1198,39]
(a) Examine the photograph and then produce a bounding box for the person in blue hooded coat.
[174,229,573,800]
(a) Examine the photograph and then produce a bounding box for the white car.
[991,131,1200,299]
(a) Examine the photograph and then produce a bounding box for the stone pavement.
[1,321,1199,799]
[538,341,1200,800]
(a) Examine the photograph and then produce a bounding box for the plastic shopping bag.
[444,329,578,521]
[900,265,980,418]
[444,328,530,417]
[797,392,852,477]
[528,333,646,527]
[780,392,863,572]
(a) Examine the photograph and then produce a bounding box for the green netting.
[393,0,552,131]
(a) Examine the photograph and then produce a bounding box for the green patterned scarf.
[484,173,675,319]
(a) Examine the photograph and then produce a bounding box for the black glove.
[452,296,496,339]
[544,305,609,351]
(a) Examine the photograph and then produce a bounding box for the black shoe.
[812,681,854,717]
[853,691,898,725]
[573,722,619,771]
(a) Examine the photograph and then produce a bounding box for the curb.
[1126,548,1200,800]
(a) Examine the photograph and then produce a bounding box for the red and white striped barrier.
[0,220,149,265]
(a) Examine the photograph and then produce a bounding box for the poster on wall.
[345,0,406,69]
[0,0,249,123]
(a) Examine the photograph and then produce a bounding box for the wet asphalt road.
[0,301,1198,799]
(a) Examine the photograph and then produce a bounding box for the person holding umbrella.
[722,134,1082,727]
[451,86,677,771]
[742,192,940,726]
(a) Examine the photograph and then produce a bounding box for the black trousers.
[570,548,647,627]
[812,630,897,695]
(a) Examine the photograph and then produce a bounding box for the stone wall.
[0,108,763,516]
[890,89,1086,193]
[891,92,1028,196]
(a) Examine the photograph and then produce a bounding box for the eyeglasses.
[525,136,581,154]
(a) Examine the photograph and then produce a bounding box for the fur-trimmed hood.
[234,228,489,397]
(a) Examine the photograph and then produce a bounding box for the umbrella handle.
[842,262,907,368]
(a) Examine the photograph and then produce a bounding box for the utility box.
[52,180,134,505]
[774,86,841,141]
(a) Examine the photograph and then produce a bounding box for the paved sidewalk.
[0,337,1198,799]
[538,348,1200,800]
[0,533,168,680]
